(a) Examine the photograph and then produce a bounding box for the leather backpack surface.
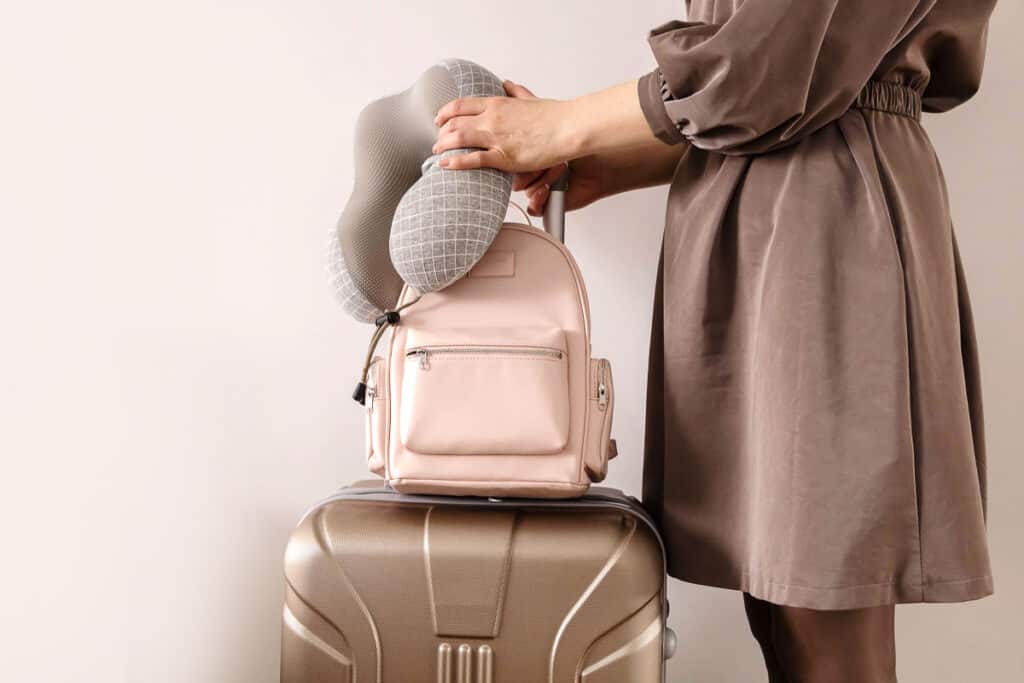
[364,222,616,498]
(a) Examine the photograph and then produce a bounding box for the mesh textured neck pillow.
[327,59,513,323]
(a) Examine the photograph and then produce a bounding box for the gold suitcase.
[281,481,675,682]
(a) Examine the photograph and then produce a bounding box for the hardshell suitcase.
[281,481,675,682]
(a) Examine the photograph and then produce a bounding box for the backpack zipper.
[406,346,563,370]
[597,359,608,410]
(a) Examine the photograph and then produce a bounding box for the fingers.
[517,162,569,215]
[438,150,506,171]
[433,99,496,154]
[434,97,488,127]
[503,80,536,99]
[433,123,492,155]
[536,163,569,188]
[513,162,568,191]
[513,170,544,192]
[526,183,550,216]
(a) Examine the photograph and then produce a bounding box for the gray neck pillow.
[327,59,512,323]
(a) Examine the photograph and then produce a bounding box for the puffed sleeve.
[919,2,996,113]
[638,0,933,154]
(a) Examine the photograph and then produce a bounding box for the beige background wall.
[1,1,1020,681]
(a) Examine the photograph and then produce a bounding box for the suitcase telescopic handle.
[542,168,569,243]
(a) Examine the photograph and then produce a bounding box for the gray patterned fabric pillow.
[327,59,512,322]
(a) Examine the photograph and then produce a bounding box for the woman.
[433,1,996,680]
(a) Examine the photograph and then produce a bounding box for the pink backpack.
[364,220,616,498]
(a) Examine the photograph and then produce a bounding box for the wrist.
[565,80,654,161]
[558,97,597,160]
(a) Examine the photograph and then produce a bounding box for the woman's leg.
[742,593,789,682]
[742,593,897,683]
[770,601,897,683]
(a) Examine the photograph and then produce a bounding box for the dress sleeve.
[919,2,996,113]
[638,0,932,154]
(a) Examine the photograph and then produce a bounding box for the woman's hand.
[433,82,579,172]
[514,156,609,217]
[506,81,688,216]
[493,83,607,216]
[434,78,687,215]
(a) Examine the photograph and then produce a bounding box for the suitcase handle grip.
[542,168,569,243]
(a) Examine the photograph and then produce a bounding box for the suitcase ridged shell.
[282,484,669,682]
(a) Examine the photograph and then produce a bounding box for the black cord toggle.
[353,297,421,406]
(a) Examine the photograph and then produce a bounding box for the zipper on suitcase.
[406,346,563,370]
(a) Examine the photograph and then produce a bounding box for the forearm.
[521,82,687,214]
[593,137,687,196]
[564,80,666,159]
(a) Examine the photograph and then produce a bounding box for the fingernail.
[439,158,450,168]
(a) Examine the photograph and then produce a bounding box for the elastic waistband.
[855,80,922,121]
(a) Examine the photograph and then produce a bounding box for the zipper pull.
[353,310,401,405]
[416,349,430,370]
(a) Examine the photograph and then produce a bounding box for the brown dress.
[638,0,996,610]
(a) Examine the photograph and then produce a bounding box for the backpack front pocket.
[399,327,570,455]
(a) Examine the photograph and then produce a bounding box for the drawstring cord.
[352,295,421,404]
[352,198,530,405]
